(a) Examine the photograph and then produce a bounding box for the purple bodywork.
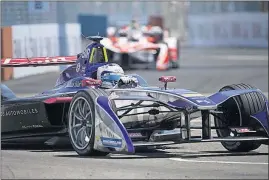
[38,38,269,152]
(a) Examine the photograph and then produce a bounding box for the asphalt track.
[1,47,269,179]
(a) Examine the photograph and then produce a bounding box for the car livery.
[1,36,268,156]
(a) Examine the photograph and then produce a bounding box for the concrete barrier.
[1,27,14,81]
[186,12,268,48]
[1,23,82,80]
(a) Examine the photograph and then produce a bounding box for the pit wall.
[1,23,82,81]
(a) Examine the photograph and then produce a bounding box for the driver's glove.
[117,76,138,88]
[119,76,138,84]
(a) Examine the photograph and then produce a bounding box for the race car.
[1,36,268,157]
[102,24,180,71]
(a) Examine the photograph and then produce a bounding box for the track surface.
[1,47,269,179]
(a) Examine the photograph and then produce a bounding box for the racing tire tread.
[216,83,264,152]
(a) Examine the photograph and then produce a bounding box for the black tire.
[170,38,180,69]
[214,83,264,152]
[171,61,180,69]
[68,91,109,156]
[177,39,181,69]
[121,54,130,70]
[135,146,158,153]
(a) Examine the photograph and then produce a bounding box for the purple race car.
[1,36,268,156]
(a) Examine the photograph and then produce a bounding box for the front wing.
[88,88,269,154]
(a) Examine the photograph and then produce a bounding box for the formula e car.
[1,36,268,156]
[102,26,180,71]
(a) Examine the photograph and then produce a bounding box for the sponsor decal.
[190,96,208,100]
[231,127,253,133]
[1,108,39,117]
[101,137,122,148]
[181,93,204,98]
[76,62,81,72]
[105,129,114,138]
[22,125,43,129]
[195,99,211,104]
[81,66,86,73]
[128,132,143,138]
[71,81,82,87]
[99,124,118,139]
[237,128,250,133]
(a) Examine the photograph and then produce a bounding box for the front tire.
[68,91,108,156]
[214,83,264,152]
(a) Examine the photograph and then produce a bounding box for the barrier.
[186,12,268,48]
[1,27,14,81]
[1,23,82,80]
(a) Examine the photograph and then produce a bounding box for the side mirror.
[159,76,176,90]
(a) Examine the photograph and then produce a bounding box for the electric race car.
[101,25,180,71]
[1,36,268,156]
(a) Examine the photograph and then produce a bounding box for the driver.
[96,63,138,89]
[55,40,139,88]
[83,44,138,88]
[129,19,140,30]
[126,19,142,41]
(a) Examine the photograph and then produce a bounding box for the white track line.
[169,157,268,165]
[211,55,268,61]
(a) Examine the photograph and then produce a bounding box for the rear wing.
[1,56,77,67]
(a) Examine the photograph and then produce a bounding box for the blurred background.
[1,1,268,95]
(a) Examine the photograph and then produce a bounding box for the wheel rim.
[69,96,93,150]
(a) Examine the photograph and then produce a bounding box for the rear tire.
[171,38,180,69]
[68,91,109,156]
[171,61,179,69]
[214,83,264,152]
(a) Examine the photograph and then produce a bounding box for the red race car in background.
[101,24,180,71]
